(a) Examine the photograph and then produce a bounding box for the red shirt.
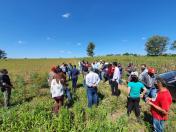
[108,66,115,77]
[151,89,172,120]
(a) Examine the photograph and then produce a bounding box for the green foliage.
[87,42,95,57]
[0,49,7,59]
[170,40,176,50]
[0,57,176,131]
[145,35,169,56]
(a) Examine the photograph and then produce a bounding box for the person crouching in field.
[127,72,147,122]
[86,67,100,108]
[146,77,172,132]
[0,69,13,108]
[50,72,66,114]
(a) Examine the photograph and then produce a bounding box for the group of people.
[126,64,172,132]
[49,61,173,132]
[0,60,173,132]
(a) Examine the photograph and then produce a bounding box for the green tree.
[170,40,176,50]
[145,35,169,56]
[0,49,7,59]
[87,42,95,57]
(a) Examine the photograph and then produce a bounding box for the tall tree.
[87,42,95,57]
[170,40,176,50]
[145,35,169,56]
[0,49,7,59]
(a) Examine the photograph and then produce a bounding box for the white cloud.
[46,37,51,40]
[17,40,25,44]
[77,42,82,46]
[59,50,72,54]
[141,37,146,40]
[122,39,128,42]
[62,13,71,18]
[67,51,72,54]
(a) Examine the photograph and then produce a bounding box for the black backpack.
[0,74,6,92]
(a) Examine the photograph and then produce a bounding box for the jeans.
[127,97,140,117]
[87,87,98,108]
[153,118,164,132]
[65,88,72,101]
[3,88,11,107]
[72,77,78,90]
[145,88,157,101]
[68,71,71,80]
[99,71,102,80]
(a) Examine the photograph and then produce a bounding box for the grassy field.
[0,56,176,131]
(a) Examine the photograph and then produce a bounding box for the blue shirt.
[71,68,79,79]
[128,82,144,98]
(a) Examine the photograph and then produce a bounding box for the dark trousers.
[110,81,118,96]
[53,96,64,114]
[3,88,11,107]
[72,77,78,90]
[127,97,140,117]
[87,87,98,108]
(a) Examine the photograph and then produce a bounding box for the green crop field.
[0,56,176,131]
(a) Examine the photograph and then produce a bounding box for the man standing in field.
[147,77,172,132]
[71,65,80,92]
[0,69,13,108]
[111,62,121,96]
[86,67,100,108]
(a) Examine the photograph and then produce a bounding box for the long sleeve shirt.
[112,67,121,83]
[86,71,100,87]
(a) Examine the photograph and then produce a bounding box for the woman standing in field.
[50,72,66,114]
[127,71,147,122]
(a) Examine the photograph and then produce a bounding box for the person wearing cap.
[146,77,172,132]
[127,71,147,122]
[0,69,13,108]
[142,67,157,100]
[86,67,100,108]
[111,62,121,96]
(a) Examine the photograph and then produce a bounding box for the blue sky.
[0,0,176,58]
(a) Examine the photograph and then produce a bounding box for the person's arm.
[95,75,100,86]
[86,75,92,87]
[140,87,147,98]
[146,100,168,115]
[127,87,131,95]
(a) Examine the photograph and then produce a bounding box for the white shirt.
[86,71,100,87]
[112,67,120,83]
[50,79,64,98]
[139,68,148,81]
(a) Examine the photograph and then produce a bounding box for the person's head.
[118,63,121,67]
[1,69,8,74]
[148,67,156,76]
[73,65,76,68]
[51,66,57,73]
[141,64,147,71]
[113,62,118,67]
[155,76,167,90]
[130,72,139,82]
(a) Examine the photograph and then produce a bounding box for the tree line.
[0,35,175,59]
[87,35,176,57]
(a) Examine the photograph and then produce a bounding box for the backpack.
[0,74,6,92]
